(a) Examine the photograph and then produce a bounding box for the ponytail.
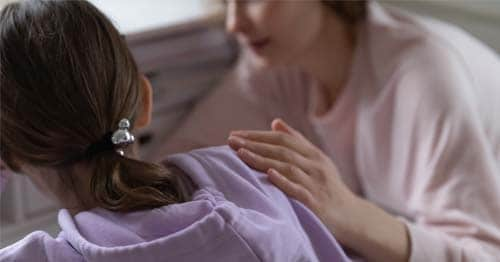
[89,152,195,212]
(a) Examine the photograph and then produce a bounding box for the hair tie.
[85,118,135,157]
[110,118,135,156]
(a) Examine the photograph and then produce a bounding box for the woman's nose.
[225,1,250,35]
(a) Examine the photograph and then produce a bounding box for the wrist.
[331,197,410,262]
[323,190,364,244]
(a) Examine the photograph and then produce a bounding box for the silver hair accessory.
[111,118,135,156]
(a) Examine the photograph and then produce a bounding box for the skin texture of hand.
[228,118,410,262]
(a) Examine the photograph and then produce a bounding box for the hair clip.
[111,118,135,156]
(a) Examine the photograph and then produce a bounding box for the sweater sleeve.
[384,43,500,261]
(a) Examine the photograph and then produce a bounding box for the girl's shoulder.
[166,146,283,205]
[165,146,349,261]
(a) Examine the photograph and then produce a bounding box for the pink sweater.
[158,2,500,261]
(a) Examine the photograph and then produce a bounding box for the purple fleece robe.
[0,146,349,261]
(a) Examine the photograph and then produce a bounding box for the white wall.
[0,0,221,34]
[87,0,220,34]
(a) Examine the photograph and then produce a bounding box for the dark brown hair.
[322,0,367,25]
[0,0,192,211]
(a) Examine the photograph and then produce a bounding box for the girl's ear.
[135,75,153,129]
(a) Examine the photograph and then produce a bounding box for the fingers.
[231,118,321,160]
[236,147,279,173]
[271,118,292,135]
[236,147,288,173]
[228,135,313,173]
[229,130,315,159]
[236,147,313,186]
[271,118,304,140]
[267,168,314,207]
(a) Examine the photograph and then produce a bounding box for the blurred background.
[1,0,499,248]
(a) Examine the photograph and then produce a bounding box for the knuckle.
[245,154,258,165]
[309,163,323,176]
[282,150,296,164]
[310,149,323,160]
[276,146,287,157]
[261,144,273,156]
[285,164,296,175]
[300,191,314,207]
[291,185,304,197]
[290,165,302,176]
[244,141,255,151]
[316,172,328,184]
[309,166,328,183]
[276,133,289,145]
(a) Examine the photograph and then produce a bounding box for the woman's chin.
[248,52,284,70]
[254,57,272,69]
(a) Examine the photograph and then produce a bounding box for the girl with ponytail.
[0,1,348,261]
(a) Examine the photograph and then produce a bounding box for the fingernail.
[228,136,245,147]
[267,169,283,181]
[238,148,252,158]
[267,168,277,175]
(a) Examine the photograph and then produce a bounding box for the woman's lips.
[249,37,271,52]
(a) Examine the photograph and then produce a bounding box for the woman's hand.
[227,118,359,236]
[228,119,410,262]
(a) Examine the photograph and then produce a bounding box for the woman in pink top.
[161,1,500,261]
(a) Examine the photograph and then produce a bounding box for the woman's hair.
[322,0,367,25]
[0,0,192,211]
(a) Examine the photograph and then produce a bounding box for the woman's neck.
[297,10,357,112]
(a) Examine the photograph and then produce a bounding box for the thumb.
[271,118,302,138]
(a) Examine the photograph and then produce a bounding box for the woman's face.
[226,0,325,67]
